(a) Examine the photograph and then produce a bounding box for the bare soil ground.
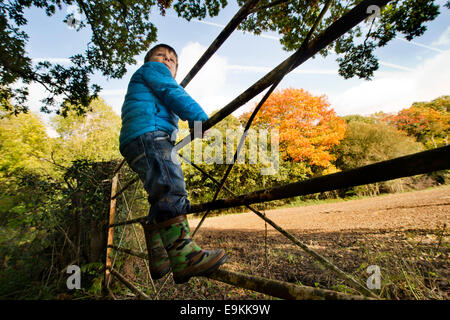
[121,186,449,300]
[188,185,450,233]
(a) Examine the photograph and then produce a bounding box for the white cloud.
[101,95,124,116]
[8,81,60,137]
[14,81,63,119]
[431,26,450,47]
[176,42,232,115]
[173,42,343,117]
[330,51,450,116]
[32,57,72,65]
[99,89,127,96]
[23,36,449,128]
[174,43,327,118]
[27,44,233,119]
[100,89,126,114]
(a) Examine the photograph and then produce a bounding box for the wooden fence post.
[105,172,119,290]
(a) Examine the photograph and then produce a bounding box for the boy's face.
[149,47,178,78]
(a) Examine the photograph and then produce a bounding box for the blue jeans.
[120,131,190,224]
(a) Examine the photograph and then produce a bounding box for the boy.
[119,44,227,284]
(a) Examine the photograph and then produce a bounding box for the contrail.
[183,14,447,53]
[396,37,446,53]
[379,61,415,72]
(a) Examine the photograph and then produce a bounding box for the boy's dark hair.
[144,44,178,70]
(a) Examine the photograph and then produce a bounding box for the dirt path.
[189,186,450,233]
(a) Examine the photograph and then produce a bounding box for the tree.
[50,97,121,165]
[177,111,311,210]
[240,88,347,170]
[411,95,450,113]
[334,118,424,171]
[183,0,443,79]
[1,1,445,116]
[383,96,450,149]
[0,99,121,299]
[0,109,62,288]
[333,118,424,196]
[0,109,52,178]
[0,0,174,116]
[341,114,377,124]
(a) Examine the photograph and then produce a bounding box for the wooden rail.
[174,0,392,151]
[107,243,375,300]
[190,146,450,213]
[179,0,261,88]
[208,269,374,300]
[104,0,433,301]
[106,146,448,298]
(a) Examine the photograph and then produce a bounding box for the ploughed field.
[126,186,450,300]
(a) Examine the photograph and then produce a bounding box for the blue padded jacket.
[119,61,209,153]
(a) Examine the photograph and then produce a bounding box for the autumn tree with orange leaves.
[241,88,347,171]
[383,96,450,149]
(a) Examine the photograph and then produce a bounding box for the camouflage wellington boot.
[142,223,171,280]
[158,215,228,284]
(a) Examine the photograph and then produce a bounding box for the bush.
[333,120,426,197]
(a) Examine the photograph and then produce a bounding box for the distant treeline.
[0,93,448,299]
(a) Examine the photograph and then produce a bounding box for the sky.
[20,1,450,128]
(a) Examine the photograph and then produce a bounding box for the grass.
[353,228,449,300]
[107,223,448,300]
[82,185,450,300]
